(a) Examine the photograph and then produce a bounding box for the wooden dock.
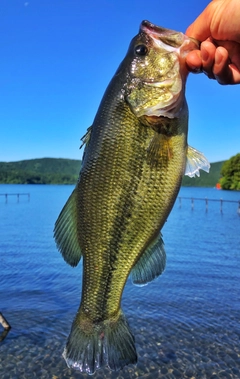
[0,193,30,203]
[178,196,240,213]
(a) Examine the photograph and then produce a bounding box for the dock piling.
[0,193,30,203]
[178,196,239,213]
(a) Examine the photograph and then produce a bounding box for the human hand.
[185,0,240,85]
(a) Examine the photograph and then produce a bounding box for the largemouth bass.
[54,20,209,374]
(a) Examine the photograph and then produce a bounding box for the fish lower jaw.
[143,78,174,88]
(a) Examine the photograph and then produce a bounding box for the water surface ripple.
[0,185,239,378]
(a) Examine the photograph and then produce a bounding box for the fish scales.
[79,105,149,319]
[54,20,210,374]
[79,107,184,318]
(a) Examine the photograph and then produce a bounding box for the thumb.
[186,4,213,41]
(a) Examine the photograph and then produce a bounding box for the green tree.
[220,153,240,190]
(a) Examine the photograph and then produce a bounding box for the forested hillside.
[0,158,81,184]
[0,158,223,187]
[220,153,240,190]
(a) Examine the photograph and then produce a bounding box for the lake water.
[0,184,240,379]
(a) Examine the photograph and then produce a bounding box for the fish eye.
[134,44,148,56]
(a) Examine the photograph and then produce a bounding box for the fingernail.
[201,46,209,62]
[215,50,223,65]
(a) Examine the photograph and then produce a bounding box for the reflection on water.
[0,185,240,378]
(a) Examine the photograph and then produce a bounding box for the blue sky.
[0,0,239,163]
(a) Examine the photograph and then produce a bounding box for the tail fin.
[63,309,137,374]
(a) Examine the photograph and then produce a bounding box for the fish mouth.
[140,20,186,48]
[140,20,200,51]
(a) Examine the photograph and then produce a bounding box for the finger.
[200,41,217,79]
[185,50,202,73]
[213,47,232,84]
[229,64,240,84]
[214,47,240,84]
[185,3,213,41]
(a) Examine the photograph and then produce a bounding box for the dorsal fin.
[80,126,92,149]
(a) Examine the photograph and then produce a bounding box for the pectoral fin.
[54,189,82,267]
[131,234,166,286]
[147,133,172,167]
[185,145,210,178]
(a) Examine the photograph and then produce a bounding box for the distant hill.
[182,161,224,187]
[0,157,223,186]
[0,158,81,184]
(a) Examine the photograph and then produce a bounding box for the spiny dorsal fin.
[131,234,166,286]
[185,145,210,178]
[54,189,82,267]
[80,126,92,149]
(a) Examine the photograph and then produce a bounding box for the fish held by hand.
[54,20,209,375]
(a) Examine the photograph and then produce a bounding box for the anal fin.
[131,234,166,286]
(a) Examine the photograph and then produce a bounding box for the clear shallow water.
[0,184,240,379]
